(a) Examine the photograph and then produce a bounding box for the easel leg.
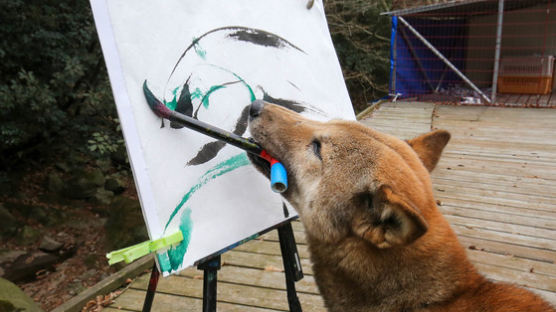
[197,255,221,312]
[142,263,160,312]
[278,222,303,312]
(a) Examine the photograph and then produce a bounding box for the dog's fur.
[248,102,555,312]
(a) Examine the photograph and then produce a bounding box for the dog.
[248,100,555,312]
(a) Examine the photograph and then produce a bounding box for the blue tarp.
[391,17,468,97]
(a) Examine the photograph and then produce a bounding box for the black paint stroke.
[259,87,326,116]
[228,29,291,49]
[171,78,194,129]
[287,80,301,91]
[187,141,226,166]
[282,202,289,218]
[168,26,306,81]
[262,92,306,113]
[186,105,250,166]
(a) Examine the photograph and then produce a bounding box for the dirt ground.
[0,168,138,311]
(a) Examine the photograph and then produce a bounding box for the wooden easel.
[141,221,304,312]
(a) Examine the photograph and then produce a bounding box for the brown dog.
[248,101,555,312]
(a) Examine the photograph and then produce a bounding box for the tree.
[325,0,392,112]
[0,0,117,170]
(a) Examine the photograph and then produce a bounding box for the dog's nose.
[250,100,265,119]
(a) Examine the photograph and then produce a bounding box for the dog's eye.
[311,139,322,160]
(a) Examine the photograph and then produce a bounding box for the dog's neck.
[304,217,482,312]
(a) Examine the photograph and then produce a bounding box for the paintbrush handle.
[166,109,263,155]
[143,81,287,193]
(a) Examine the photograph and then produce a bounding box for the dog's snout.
[250,100,265,119]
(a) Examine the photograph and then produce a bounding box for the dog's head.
[248,101,450,248]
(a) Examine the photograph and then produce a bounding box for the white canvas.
[90,0,354,275]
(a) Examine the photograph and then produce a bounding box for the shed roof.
[391,0,469,11]
[384,0,549,16]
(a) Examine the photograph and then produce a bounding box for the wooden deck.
[104,102,556,311]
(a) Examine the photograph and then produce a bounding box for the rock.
[111,145,129,165]
[0,278,43,311]
[46,173,63,193]
[62,168,106,200]
[87,168,106,187]
[67,280,85,296]
[105,196,148,250]
[95,158,112,172]
[104,176,126,194]
[0,205,18,238]
[39,236,63,253]
[0,251,26,277]
[17,226,40,246]
[2,251,58,283]
[29,207,48,224]
[67,152,87,165]
[3,202,33,218]
[0,173,14,197]
[55,162,71,173]
[93,188,114,206]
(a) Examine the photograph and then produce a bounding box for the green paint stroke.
[164,86,180,111]
[165,207,193,272]
[157,251,171,272]
[203,64,256,102]
[164,153,250,231]
[202,85,226,109]
[156,207,192,273]
[193,38,207,59]
[191,88,203,100]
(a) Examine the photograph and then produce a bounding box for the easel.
[141,221,304,312]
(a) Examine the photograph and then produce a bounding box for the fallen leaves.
[81,290,123,312]
[264,266,284,273]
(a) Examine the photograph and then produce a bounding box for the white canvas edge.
[90,0,164,245]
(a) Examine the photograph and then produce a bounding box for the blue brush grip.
[270,162,288,193]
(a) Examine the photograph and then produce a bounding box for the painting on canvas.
[90,0,354,275]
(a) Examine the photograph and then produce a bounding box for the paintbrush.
[143,81,288,193]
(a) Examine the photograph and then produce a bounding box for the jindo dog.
[248,100,554,312]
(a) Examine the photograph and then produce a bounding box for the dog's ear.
[353,185,428,248]
[406,130,450,172]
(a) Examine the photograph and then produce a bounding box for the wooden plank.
[177,265,321,294]
[433,185,556,212]
[457,233,556,264]
[447,216,556,249]
[261,230,308,245]
[433,176,556,199]
[474,262,556,298]
[235,239,310,259]
[439,204,556,230]
[221,250,314,275]
[434,161,556,183]
[467,249,556,276]
[128,274,326,311]
[52,255,154,312]
[433,166,556,188]
[437,198,556,222]
[110,288,282,312]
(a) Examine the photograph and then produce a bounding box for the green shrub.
[0,0,119,170]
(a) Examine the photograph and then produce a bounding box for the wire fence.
[389,0,555,108]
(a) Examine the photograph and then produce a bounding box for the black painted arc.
[262,92,306,113]
[168,26,306,81]
[186,105,250,166]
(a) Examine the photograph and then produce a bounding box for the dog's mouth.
[247,138,272,178]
